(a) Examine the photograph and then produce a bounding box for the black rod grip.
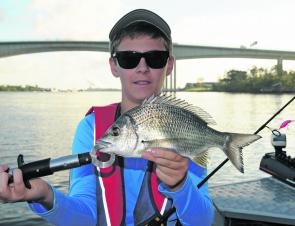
[78,152,92,165]
[6,152,92,188]
[20,158,53,180]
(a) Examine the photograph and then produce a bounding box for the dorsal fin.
[142,93,216,125]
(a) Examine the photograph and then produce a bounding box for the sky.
[1,0,295,89]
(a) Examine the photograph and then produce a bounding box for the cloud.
[27,0,121,40]
[0,0,125,89]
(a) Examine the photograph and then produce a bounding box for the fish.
[94,94,261,173]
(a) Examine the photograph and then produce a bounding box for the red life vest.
[86,104,173,226]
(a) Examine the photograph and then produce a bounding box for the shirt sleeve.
[158,161,214,226]
[28,113,97,226]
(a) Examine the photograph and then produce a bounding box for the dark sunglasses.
[112,50,169,69]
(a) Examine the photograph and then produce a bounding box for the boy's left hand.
[142,148,189,191]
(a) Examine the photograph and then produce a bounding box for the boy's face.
[109,35,174,106]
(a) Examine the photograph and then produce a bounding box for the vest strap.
[87,104,178,226]
[89,104,126,226]
[134,161,171,226]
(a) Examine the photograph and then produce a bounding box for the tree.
[221,70,247,83]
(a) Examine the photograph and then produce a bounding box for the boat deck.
[209,177,295,225]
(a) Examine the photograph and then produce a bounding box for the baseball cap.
[109,9,171,42]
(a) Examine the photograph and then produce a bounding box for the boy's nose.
[136,57,149,71]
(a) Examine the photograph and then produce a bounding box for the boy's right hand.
[0,164,54,210]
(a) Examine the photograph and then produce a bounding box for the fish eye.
[112,126,120,136]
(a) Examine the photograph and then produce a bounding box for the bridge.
[1,41,295,90]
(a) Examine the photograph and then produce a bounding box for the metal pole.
[174,61,177,92]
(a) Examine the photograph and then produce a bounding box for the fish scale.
[132,104,224,152]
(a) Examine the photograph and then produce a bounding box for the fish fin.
[192,151,209,168]
[223,133,261,173]
[142,93,216,125]
[142,94,157,105]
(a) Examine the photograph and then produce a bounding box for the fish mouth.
[90,140,115,168]
[95,140,112,149]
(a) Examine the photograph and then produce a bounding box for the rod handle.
[7,154,52,189]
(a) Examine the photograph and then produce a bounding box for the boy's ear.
[109,57,120,77]
[166,56,175,76]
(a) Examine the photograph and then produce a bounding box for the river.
[0,91,294,225]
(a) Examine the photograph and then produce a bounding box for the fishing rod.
[198,95,295,188]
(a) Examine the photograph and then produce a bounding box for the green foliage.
[214,66,295,93]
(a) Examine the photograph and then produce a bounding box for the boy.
[0,9,214,226]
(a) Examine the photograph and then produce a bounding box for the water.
[0,91,294,225]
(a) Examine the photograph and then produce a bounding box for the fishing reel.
[271,130,286,155]
[270,129,295,166]
[260,129,295,187]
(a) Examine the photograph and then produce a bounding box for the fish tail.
[223,133,261,173]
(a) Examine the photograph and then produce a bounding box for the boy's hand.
[142,148,189,191]
[0,164,53,209]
